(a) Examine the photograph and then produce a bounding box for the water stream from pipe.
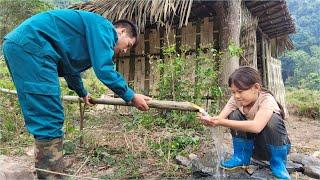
[197,107,226,179]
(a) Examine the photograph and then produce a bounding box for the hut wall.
[240,5,258,68]
[117,17,219,96]
[256,29,288,116]
[267,57,288,116]
[113,17,219,113]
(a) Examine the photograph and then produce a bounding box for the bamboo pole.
[0,88,201,112]
[63,95,200,112]
[0,88,16,95]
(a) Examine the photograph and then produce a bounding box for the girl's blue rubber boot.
[221,137,254,169]
[268,144,291,180]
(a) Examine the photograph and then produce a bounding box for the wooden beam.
[265,28,294,37]
[258,11,287,23]
[252,2,283,16]
[263,24,294,33]
[268,30,295,38]
[268,28,295,36]
[246,1,265,9]
[259,16,289,27]
[268,30,295,37]
[257,26,269,38]
[260,22,292,30]
[269,33,292,39]
[250,1,279,13]
[264,26,295,34]
[252,3,285,17]
[265,27,295,36]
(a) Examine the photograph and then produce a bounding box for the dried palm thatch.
[71,0,193,32]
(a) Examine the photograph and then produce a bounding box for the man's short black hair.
[113,20,139,47]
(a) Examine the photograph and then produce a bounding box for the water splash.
[195,105,227,179]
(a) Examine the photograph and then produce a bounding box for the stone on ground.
[0,155,35,180]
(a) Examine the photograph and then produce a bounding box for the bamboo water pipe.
[0,88,202,112]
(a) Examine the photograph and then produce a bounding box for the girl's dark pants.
[228,110,291,160]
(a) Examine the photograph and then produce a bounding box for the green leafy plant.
[227,41,243,57]
[148,130,200,158]
[130,43,223,161]
[147,43,223,128]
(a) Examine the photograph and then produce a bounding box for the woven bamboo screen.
[240,5,258,68]
[116,17,219,96]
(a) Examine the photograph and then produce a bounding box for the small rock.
[25,145,34,157]
[176,155,191,167]
[287,160,303,173]
[104,167,115,176]
[251,158,269,168]
[245,165,258,175]
[190,155,214,178]
[313,151,320,159]
[0,155,35,180]
[304,165,320,179]
[289,153,320,166]
[250,168,273,179]
[289,153,320,178]
[189,153,198,160]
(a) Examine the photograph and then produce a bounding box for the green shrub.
[148,129,200,158]
[133,44,222,129]
[286,87,320,119]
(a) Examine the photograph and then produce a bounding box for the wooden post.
[144,30,150,95]
[175,28,182,54]
[129,49,135,89]
[214,0,242,85]
[194,21,201,98]
[79,100,84,146]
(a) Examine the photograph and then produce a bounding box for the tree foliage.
[281,0,320,90]
[0,0,53,42]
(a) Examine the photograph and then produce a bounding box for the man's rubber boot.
[220,137,254,169]
[268,144,291,180]
[34,138,64,179]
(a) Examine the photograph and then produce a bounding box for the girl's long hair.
[228,66,285,119]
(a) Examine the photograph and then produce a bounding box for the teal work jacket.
[4,9,135,102]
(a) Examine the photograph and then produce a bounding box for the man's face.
[114,27,136,55]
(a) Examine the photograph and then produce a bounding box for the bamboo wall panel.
[181,23,196,49]
[267,57,288,116]
[149,58,160,96]
[134,58,144,93]
[135,34,145,56]
[123,58,130,82]
[149,29,160,54]
[116,18,219,100]
[201,17,214,46]
[117,59,125,80]
[240,5,258,68]
[240,23,257,68]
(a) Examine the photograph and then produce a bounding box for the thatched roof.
[71,0,295,38]
[71,0,194,32]
[245,0,295,39]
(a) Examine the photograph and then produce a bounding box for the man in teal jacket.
[2,9,150,178]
